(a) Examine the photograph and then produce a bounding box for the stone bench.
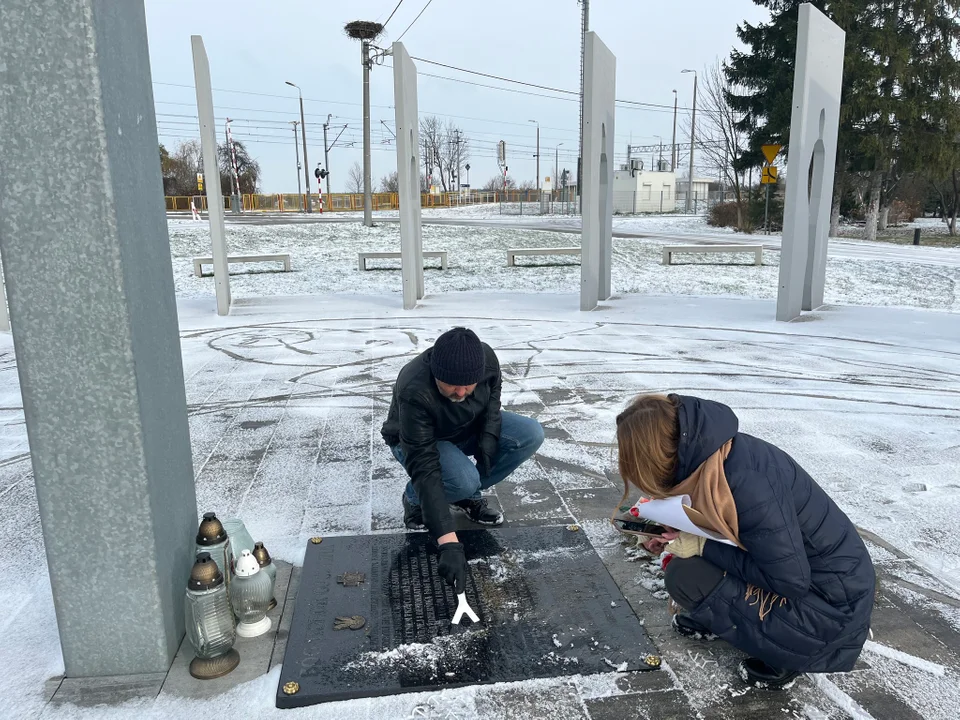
[193,253,292,277]
[358,251,448,271]
[506,247,581,266]
[662,244,763,266]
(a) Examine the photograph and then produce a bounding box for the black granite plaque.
[276,526,658,708]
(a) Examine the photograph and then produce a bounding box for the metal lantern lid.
[252,541,273,568]
[189,552,225,591]
[196,512,227,546]
[234,549,261,578]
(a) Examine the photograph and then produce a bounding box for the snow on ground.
[2,291,960,718]
[168,218,960,312]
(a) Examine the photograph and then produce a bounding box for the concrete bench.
[193,253,292,277]
[358,251,448,271]
[506,247,580,266]
[662,244,763,266]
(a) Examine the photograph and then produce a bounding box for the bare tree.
[685,61,755,232]
[517,179,536,191]
[482,174,516,191]
[346,161,364,194]
[379,171,399,193]
[420,116,469,192]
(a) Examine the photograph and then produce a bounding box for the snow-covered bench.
[506,247,580,266]
[662,244,763,266]
[358,251,448,271]
[193,253,292,277]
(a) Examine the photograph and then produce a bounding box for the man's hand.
[437,541,467,593]
[477,432,499,478]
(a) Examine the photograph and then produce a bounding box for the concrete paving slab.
[584,690,696,720]
[47,672,166,710]
[475,681,588,720]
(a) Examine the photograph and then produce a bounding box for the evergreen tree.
[726,0,960,239]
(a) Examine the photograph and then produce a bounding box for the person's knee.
[447,463,481,502]
[516,416,544,453]
[665,557,723,611]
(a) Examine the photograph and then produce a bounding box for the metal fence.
[165,189,732,216]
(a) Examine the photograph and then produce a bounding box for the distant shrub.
[708,201,739,228]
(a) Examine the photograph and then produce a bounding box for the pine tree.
[725,0,960,239]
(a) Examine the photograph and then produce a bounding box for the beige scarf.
[671,440,746,551]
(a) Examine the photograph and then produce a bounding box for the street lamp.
[682,70,698,213]
[529,120,540,193]
[285,81,312,213]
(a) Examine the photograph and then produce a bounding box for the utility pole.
[529,120,540,193]
[362,40,373,226]
[671,89,678,171]
[682,69,698,213]
[285,81,312,212]
[322,114,332,199]
[290,120,302,198]
[555,142,563,200]
[578,0,589,210]
[452,129,463,192]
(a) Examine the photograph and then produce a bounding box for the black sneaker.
[402,494,424,530]
[453,497,504,526]
[738,657,800,690]
[672,614,717,641]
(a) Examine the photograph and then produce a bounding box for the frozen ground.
[2,291,960,718]
[168,218,960,312]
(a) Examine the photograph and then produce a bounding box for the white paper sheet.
[632,495,737,546]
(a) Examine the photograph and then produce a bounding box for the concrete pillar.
[191,36,232,316]
[777,4,845,322]
[580,32,616,312]
[393,42,425,310]
[0,0,198,676]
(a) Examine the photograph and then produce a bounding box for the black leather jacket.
[381,344,502,538]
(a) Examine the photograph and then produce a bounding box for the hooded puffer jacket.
[675,395,875,672]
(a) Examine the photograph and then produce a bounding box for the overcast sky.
[145,0,770,193]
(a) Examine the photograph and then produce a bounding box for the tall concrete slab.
[393,42,424,310]
[0,0,198,675]
[580,32,616,311]
[777,3,845,322]
[192,36,232,316]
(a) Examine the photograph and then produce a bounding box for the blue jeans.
[391,411,544,506]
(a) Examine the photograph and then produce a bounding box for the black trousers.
[664,556,725,611]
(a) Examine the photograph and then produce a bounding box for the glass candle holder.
[252,541,278,611]
[184,552,239,679]
[230,549,273,638]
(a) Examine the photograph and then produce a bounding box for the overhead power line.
[397,0,436,42]
[382,0,407,28]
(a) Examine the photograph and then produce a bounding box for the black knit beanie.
[430,327,485,386]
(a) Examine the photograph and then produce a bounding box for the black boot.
[453,497,504,526]
[672,613,717,641]
[402,494,424,530]
[738,658,800,689]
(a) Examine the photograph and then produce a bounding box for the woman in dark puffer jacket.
[616,394,875,688]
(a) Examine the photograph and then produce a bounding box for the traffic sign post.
[760,145,782,235]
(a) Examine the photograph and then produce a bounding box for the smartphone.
[610,517,668,538]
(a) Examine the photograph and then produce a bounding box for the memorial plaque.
[276,526,657,708]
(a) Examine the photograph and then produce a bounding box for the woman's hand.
[642,529,680,555]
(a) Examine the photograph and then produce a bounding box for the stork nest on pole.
[344,21,384,40]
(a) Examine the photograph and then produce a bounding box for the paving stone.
[585,690,694,720]
[475,681,588,720]
[48,672,166,709]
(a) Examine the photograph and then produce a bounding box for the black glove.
[437,541,467,593]
[477,432,499,479]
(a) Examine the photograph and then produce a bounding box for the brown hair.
[616,394,680,504]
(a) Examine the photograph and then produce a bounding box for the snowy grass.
[167,219,960,312]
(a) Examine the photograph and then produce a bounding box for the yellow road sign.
[761,144,782,165]
[197,173,204,191]
[761,166,779,184]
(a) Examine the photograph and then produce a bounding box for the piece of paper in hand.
[632,495,737,546]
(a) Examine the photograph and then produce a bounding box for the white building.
[676,177,715,204]
[613,161,677,213]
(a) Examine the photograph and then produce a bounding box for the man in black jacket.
[381,327,544,592]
